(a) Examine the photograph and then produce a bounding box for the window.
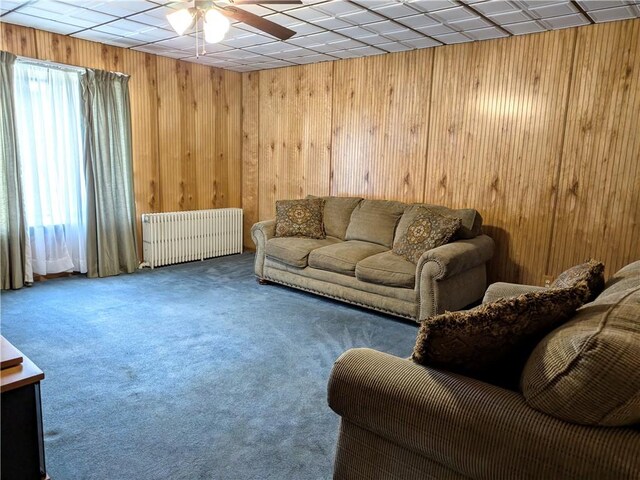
[13,61,88,274]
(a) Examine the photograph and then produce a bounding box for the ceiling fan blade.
[218,6,296,40]
[231,1,302,4]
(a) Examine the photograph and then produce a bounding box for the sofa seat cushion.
[266,236,341,268]
[522,283,640,427]
[356,251,416,289]
[309,241,388,276]
[345,199,407,248]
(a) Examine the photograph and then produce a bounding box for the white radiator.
[142,208,243,269]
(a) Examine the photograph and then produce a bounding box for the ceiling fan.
[166,0,302,56]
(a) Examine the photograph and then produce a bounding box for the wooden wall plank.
[548,19,640,278]
[242,71,259,249]
[193,63,217,211]
[331,49,433,203]
[258,62,333,220]
[0,23,37,57]
[426,29,576,284]
[157,57,197,212]
[223,69,243,209]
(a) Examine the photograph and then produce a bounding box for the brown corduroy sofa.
[251,196,495,321]
[328,261,640,479]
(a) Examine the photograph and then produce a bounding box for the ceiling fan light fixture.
[205,9,230,34]
[167,8,194,36]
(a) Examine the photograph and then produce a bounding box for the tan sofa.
[251,197,495,321]
[328,261,640,479]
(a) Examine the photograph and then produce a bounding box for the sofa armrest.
[250,220,275,278]
[416,235,494,318]
[416,234,494,282]
[328,348,640,480]
[483,282,547,304]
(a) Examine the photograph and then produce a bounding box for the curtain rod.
[16,56,129,78]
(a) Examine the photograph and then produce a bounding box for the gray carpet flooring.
[0,253,418,480]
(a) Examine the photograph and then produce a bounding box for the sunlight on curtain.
[13,62,88,275]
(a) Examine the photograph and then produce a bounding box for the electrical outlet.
[543,275,554,288]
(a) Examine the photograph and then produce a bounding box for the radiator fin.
[142,208,243,268]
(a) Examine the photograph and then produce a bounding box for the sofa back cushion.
[307,195,362,240]
[345,199,406,248]
[392,207,462,264]
[406,204,482,240]
[521,273,640,427]
[275,198,326,239]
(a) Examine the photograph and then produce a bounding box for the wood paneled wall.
[243,19,640,285]
[0,22,242,257]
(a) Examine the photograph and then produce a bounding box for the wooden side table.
[1,336,48,480]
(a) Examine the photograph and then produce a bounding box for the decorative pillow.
[393,207,461,264]
[551,259,605,302]
[522,285,640,426]
[275,198,325,239]
[412,281,590,387]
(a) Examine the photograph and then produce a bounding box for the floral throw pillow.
[551,259,605,302]
[393,207,461,264]
[275,198,325,239]
[411,280,590,388]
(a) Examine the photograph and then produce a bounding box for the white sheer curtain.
[13,61,88,276]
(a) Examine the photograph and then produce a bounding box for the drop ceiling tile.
[487,10,532,24]
[362,20,407,35]
[502,20,546,34]
[377,41,413,52]
[243,42,284,55]
[402,37,441,48]
[395,13,440,28]
[231,4,273,16]
[339,10,387,26]
[72,29,145,47]
[193,42,233,54]
[312,16,353,30]
[123,27,176,43]
[94,19,155,37]
[287,6,332,22]
[128,6,177,28]
[526,1,578,18]
[348,45,387,56]
[314,0,364,17]
[406,0,460,13]
[448,17,492,30]
[0,1,29,10]
[214,50,264,61]
[576,0,627,10]
[276,47,318,58]
[325,38,367,50]
[88,1,157,17]
[589,6,639,22]
[540,13,590,29]
[286,23,324,36]
[430,6,478,22]
[516,0,565,8]
[132,43,178,55]
[16,2,117,29]
[415,23,456,35]
[464,26,510,40]
[370,2,422,18]
[334,25,381,38]
[385,29,425,41]
[432,32,471,44]
[221,33,276,48]
[330,50,361,59]
[470,0,520,15]
[290,53,335,64]
[1,11,80,34]
[153,35,200,50]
